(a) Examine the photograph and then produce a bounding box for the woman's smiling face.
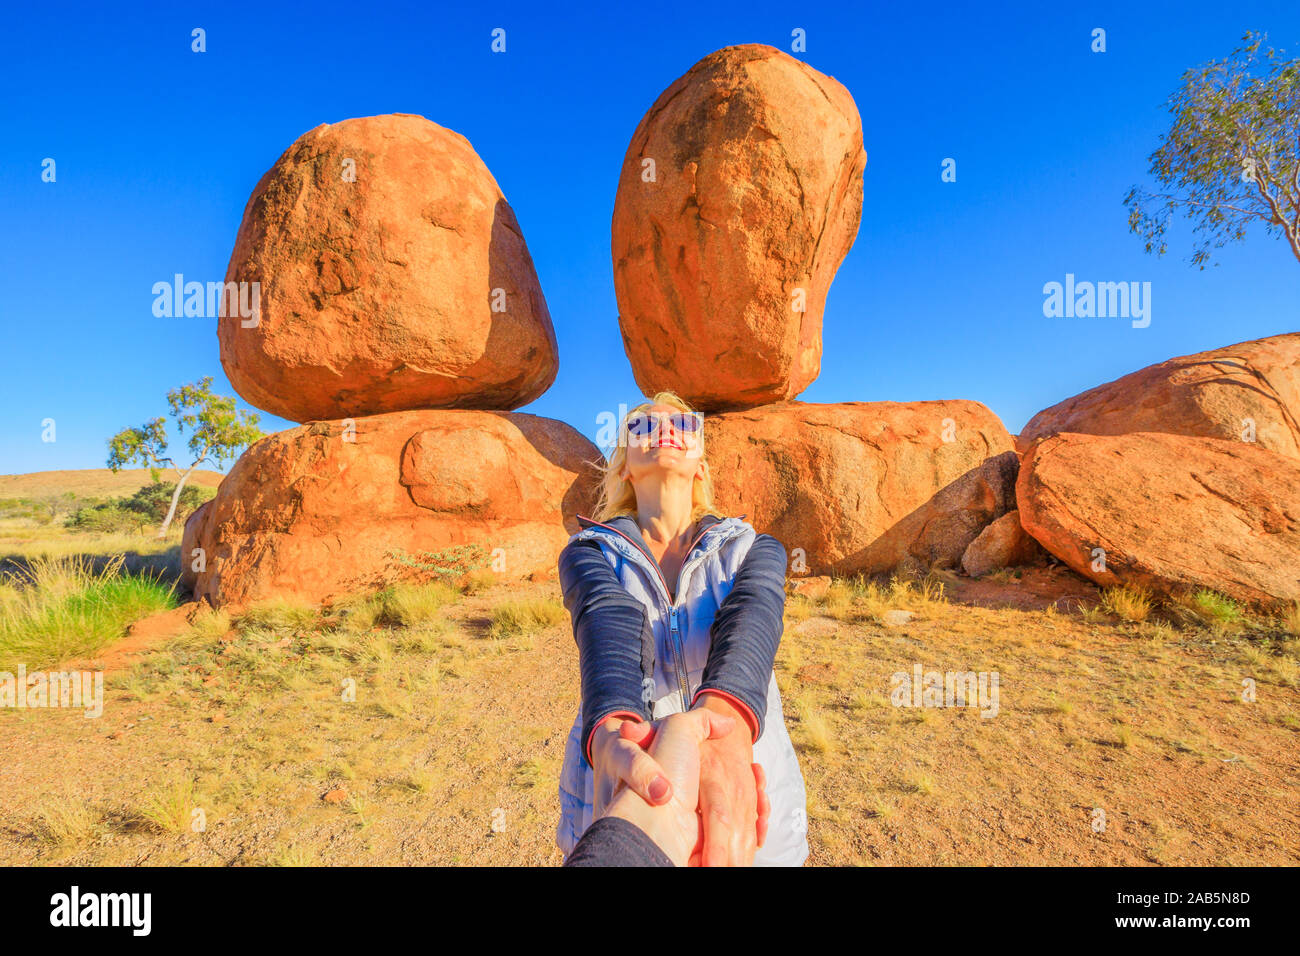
[620,403,706,484]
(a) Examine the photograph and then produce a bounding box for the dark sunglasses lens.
[672,413,700,433]
[627,414,652,436]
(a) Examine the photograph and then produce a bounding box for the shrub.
[122,482,216,524]
[65,482,216,535]
[385,544,490,585]
[66,503,152,535]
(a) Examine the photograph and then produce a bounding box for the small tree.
[1125,31,1300,268]
[36,491,77,522]
[108,377,263,537]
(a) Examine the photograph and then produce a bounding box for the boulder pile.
[607,46,1300,601]
[188,57,1299,612]
[189,114,599,608]
[613,45,1019,575]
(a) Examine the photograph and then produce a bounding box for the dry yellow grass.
[335,582,461,631]
[1101,585,1153,622]
[1279,602,1300,637]
[136,779,198,833]
[0,573,1296,866]
[0,469,222,580]
[0,518,182,564]
[0,468,224,499]
[461,568,499,595]
[236,597,321,634]
[488,596,567,646]
[33,794,105,846]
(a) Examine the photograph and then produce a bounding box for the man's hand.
[602,709,737,866]
[588,717,673,816]
[694,692,765,866]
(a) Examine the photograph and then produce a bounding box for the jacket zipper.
[575,515,718,707]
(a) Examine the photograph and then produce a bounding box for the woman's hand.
[694,692,767,865]
[589,716,673,816]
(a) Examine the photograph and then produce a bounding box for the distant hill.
[0,468,226,500]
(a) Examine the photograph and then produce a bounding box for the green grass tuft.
[0,554,176,669]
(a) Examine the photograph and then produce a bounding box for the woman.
[555,391,808,866]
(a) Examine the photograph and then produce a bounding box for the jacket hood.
[573,512,746,572]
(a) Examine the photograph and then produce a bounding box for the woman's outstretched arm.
[557,537,654,763]
[689,531,787,866]
[692,532,788,740]
[559,537,677,812]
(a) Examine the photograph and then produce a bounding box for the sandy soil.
[0,576,1296,866]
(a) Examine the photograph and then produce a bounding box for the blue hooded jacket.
[559,512,787,756]
[555,511,808,865]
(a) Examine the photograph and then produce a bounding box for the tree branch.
[1247,153,1300,258]
[1143,193,1272,222]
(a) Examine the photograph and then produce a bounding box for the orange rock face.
[1020,333,1300,458]
[220,113,558,423]
[180,500,212,595]
[960,510,1045,577]
[612,45,867,411]
[1017,432,1300,606]
[185,410,600,608]
[703,401,1017,575]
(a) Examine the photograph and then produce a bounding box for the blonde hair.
[590,390,726,523]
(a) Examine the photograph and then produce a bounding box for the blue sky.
[2,0,1298,475]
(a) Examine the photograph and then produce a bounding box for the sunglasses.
[625,410,703,438]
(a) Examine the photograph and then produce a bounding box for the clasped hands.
[590,693,770,866]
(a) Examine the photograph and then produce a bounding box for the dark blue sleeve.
[695,533,787,740]
[562,815,673,867]
[557,537,654,764]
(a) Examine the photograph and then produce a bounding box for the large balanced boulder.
[1019,333,1300,458]
[612,45,867,412]
[185,410,600,608]
[1017,432,1300,606]
[219,113,558,422]
[703,400,1018,575]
